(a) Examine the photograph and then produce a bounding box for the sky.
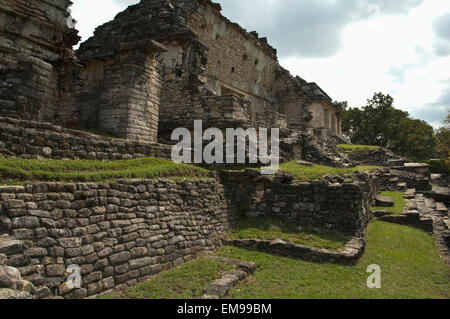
[71,0,450,128]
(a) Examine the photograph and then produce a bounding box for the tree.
[390,118,436,161]
[435,111,450,162]
[336,92,437,161]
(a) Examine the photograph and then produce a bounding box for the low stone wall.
[377,168,431,192]
[0,179,234,298]
[219,170,381,237]
[224,237,366,265]
[0,117,172,160]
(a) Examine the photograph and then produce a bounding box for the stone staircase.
[378,188,450,264]
[385,150,408,167]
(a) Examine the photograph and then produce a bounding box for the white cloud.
[71,0,139,47]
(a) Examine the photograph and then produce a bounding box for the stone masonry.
[0,0,81,124]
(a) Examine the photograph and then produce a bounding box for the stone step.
[387,159,407,166]
[375,196,395,207]
[404,189,416,199]
[436,202,448,214]
[371,210,392,217]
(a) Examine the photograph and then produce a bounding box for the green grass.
[230,217,351,249]
[99,258,233,299]
[280,161,381,182]
[338,144,379,155]
[0,157,209,184]
[371,191,406,215]
[219,221,450,299]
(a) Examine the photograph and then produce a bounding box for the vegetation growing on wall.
[0,157,209,184]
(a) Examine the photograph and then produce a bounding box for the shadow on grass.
[230,217,352,250]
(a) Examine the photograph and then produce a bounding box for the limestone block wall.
[188,2,279,115]
[219,170,381,237]
[74,40,166,143]
[0,178,234,298]
[0,117,172,160]
[0,0,81,123]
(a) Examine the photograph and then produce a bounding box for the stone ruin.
[0,0,447,300]
[0,0,344,164]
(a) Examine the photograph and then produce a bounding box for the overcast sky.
[72,0,450,128]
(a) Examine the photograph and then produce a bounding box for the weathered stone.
[109,251,131,265]
[375,196,395,207]
[0,289,35,299]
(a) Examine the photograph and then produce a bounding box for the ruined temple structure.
[308,83,342,138]
[0,0,81,124]
[75,0,342,144]
[0,0,345,164]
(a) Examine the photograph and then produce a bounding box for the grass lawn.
[338,144,379,155]
[98,221,449,299]
[0,157,209,185]
[230,217,351,250]
[99,258,233,299]
[280,161,381,182]
[371,191,406,215]
[219,221,450,299]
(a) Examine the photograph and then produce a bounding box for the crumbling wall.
[0,0,81,124]
[0,116,172,160]
[219,170,377,237]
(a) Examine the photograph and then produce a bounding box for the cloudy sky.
[72,0,450,128]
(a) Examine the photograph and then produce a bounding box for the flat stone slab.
[371,210,393,217]
[296,160,314,167]
[387,159,406,166]
[375,196,395,207]
[404,163,430,168]
[0,238,24,255]
[436,202,448,213]
[224,237,366,266]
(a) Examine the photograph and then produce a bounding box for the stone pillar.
[97,40,167,143]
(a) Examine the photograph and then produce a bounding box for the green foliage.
[435,111,450,169]
[0,157,209,184]
[219,221,450,299]
[371,191,406,215]
[424,159,450,174]
[99,258,233,299]
[231,217,351,249]
[338,144,379,155]
[280,162,380,182]
[337,92,438,161]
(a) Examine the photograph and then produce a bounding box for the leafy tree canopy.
[335,92,439,161]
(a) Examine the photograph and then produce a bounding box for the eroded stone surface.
[375,196,395,207]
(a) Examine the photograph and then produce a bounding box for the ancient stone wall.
[0,178,234,298]
[75,40,166,143]
[0,117,172,160]
[0,0,81,124]
[219,169,381,237]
